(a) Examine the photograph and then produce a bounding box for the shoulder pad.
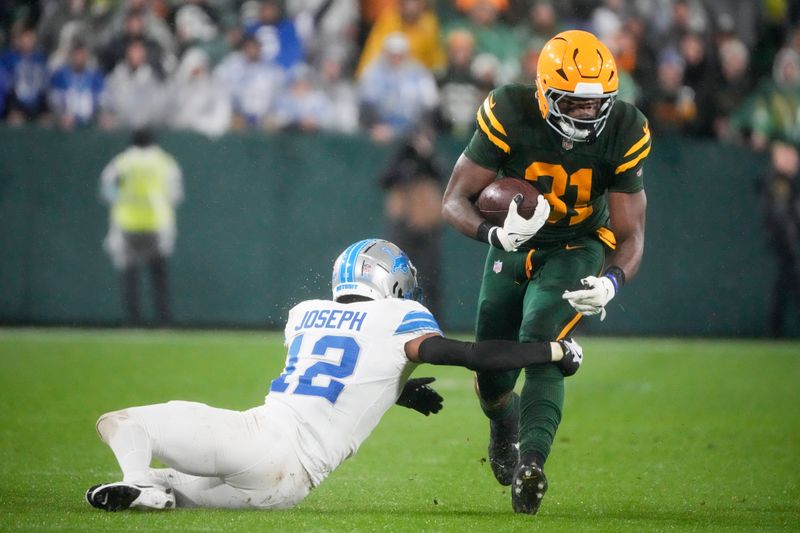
[475,84,535,155]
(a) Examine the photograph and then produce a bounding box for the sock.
[518,364,564,464]
[480,391,518,421]
[105,417,153,484]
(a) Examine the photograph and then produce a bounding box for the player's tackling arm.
[404,333,582,375]
[606,190,647,282]
[441,154,498,239]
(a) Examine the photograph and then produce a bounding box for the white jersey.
[263,298,442,486]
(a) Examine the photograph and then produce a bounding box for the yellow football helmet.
[536,30,619,142]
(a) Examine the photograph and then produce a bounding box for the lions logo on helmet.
[536,29,618,143]
[332,239,422,302]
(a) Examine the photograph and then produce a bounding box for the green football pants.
[475,236,605,461]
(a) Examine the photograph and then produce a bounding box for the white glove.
[556,338,583,376]
[562,275,616,321]
[491,194,550,252]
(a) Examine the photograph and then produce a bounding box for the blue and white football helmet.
[332,239,422,302]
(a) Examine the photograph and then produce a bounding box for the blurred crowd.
[1,0,800,146]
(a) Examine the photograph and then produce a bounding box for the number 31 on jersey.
[525,162,593,226]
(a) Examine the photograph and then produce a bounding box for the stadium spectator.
[711,37,752,139]
[729,47,800,151]
[48,39,104,130]
[641,49,697,136]
[759,141,800,338]
[469,51,500,95]
[287,0,359,69]
[213,35,285,130]
[37,0,97,56]
[356,0,445,77]
[165,47,231,138]
[100,38,166,130]
[590,0,627,42]
[435,29,483,136]
[656,0,709,51]
[84,238,583,511]
[98,0,177,64]
[615,15,658,101]
[98,9,172,77]
[514,0,560,53]
[515,42,541,84]
[0,26,48,124]
[167,0,222,57]
[358,32,439,143]
[317,47,360,134]
[244,0,304,71]
[444,0,523,84]
[100,128,183,326]
[265,63,335,132]
[379,127,445,317]
[605,26,642,106]
[677,31,718,136]
[441,29,650,515]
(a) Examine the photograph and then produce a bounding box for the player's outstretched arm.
[405,334,583,376]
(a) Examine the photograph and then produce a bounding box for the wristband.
[477,221,503,249]
[603,266,626,294]
[476,221,494,243]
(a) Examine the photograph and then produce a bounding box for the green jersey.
[465,83,651,247]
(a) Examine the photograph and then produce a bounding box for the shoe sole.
[90,483,143,512]
[511,463,548,514]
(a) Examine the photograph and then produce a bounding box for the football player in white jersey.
[86,239,583,512]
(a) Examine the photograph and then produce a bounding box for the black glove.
[557,338,583,377]
[395,377,443,416]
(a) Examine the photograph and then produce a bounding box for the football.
[476,178,541,226]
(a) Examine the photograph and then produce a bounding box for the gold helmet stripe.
[477,107,510,153]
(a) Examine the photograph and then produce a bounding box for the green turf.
[0,329,798,532]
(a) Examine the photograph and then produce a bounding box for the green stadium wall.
[0,126,795,337]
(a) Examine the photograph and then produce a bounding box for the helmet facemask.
[542,88,617,143]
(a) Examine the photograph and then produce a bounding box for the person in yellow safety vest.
[100,129,183,325]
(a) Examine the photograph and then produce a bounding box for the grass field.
[0,328,798,532]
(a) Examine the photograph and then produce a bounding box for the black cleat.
[487,392,519,486]
[85,484,102,508]
[85,482,175,511]
[511,460,548,514]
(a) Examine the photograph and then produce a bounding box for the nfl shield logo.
[493,260,503,273]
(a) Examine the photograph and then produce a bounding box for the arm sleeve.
[418,336,552,371]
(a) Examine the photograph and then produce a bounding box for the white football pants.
[95,400,311,509]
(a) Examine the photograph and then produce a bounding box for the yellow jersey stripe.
[615,145,651,174]
[477,109,510,154]
[557,313,582,340]
[482,97,508,136]
[623,127,651,158]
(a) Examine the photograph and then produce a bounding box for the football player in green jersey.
[441,29,651,514]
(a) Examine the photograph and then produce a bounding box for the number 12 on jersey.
[270,334,361,404]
